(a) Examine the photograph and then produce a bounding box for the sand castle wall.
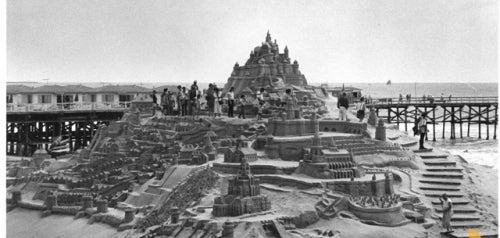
[347,201,409,226]
[213,163,296,175]
[268,119,367,137]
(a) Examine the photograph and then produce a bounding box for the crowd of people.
[149,82,283,120]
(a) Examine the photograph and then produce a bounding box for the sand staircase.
[413,150,484,230]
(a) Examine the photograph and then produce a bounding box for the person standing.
[168,91,176,115]
[257,102,263,121]
[206,84,215,117]
[257,87,265,105]
[181,87,188,116]
[161,88,169,115]
[176,85,182,116]
[418,112,429,150]
[439,193,453,233]
[227,87,235,117]
[188,86,197,116]
[356,97,366,122]
[150,90,158,116]
[337,92,349,121]
[238,95,246,119]
[213,86,222,117]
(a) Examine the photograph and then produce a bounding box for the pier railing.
[6,102,132,113]
[367,96,498,106]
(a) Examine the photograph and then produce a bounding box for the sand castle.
[6,32,497,238]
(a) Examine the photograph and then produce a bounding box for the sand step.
[436,214,481,221]
[419,154,449,159]
[425,192,464,198]
[434,205,477,213]
[419,185,461,191]
[432,199,470,205]
[448,221,483,229]
[425,167,463,172]
[419,179,461,185]
[422,172,463,179]
[424,160,457,166]
[413,148,434,153]
[447,230,498,238]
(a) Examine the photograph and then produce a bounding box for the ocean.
[321,82,498,98]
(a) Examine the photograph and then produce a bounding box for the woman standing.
[440,193,453,233]
[227,87,235,117]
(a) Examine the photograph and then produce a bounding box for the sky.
[6,0,498,85]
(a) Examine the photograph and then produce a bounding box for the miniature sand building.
[213,159,271,217]
[224,135,258,163]
[297,113,364,179]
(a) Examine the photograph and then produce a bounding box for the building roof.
[238,147,257,155]
[7,85,34,94]
[94,85,151,93]
[65,84,95,93]
[30,85,77,94]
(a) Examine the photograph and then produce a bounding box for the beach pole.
[404,107,408,132]
[486,106,489,140]
[450,106,455,139]
[396,107,400,128]
[459,106,463,139]
[467,106,471,137]
[424,107,428,141]
[494,105,497,139]
[442,107,446,139]
[478,106,482,139]
[432,108,436,142]
[388,108,391,124]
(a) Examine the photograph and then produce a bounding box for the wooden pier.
[7,109,125,156]
[367,97,498,141]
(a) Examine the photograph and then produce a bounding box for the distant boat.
[387,80,391,85]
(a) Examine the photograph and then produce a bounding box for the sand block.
[420,179,461,185]
[432,198,469,205]
[419,184,461,191]
[422,172,463,179]
[434,205,477,213]
[425,167,463,172]
[424,191,464,198]
[424,160,457,166]
[447,230,498,238]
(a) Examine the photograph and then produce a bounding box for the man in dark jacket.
[337,92,349,121]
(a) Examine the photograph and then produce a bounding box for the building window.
[103,95,114,102]
[7,95,13,103]
[119,94,133,102]
[91,94,96,102]
[27,95,32,104]
[39,94,52,104]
